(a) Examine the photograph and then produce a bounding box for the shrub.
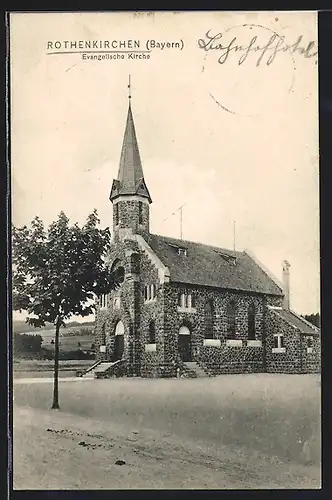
[14,333,43,354]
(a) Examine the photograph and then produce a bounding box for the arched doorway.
[178,325,192,362]
[114,320,125,360]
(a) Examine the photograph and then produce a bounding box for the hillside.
[12,320,95,334]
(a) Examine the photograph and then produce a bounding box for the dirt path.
[13,405,320,490]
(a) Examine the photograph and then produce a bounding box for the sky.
[10,11,319,319]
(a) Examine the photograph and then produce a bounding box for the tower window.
[138,201,143,224]
[144,284,156,302]
[114,203,119,226]
[100,294,108,309]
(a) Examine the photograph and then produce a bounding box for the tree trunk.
[51,320,61,409]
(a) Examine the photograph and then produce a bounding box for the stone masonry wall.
[94,234,166,378]
[265,309,321,373]
[302,333,321,373]
[163,283,274,376]
[139,251,165,378]
[94,238,142,376]
[113,198,150,241]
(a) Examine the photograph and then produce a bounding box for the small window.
[178,293,195,309]
[150,284,155,300]
[178,293,182,307]
[145,284,156,301]
[307,336,313,348]
[186,294,192,309]
[178,247,187,256]
[273,334,285,350]
[100,294,107,309]
[149,320,156,344]
[138,201,143,224]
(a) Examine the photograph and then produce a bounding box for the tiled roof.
[110,103,151,202]
[273,309,319,335]
[146,233,283,296]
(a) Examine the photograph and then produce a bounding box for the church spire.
[110,77,152,203]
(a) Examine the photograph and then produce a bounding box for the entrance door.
[114,321,125,361]
[178,325,192,362]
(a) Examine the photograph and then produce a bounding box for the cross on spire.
[128,74,132,101]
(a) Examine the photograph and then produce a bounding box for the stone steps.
[183,362,210,378]
[93,362,116,374]
[94,360,125,379]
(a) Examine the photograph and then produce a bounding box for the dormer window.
[168,243,188,257]
[213,250,236,265]
[178,247,187,256]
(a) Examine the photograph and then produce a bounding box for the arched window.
[114,266,125,285]
[248,303,256,340]
[204,300,214,339]
[227,300,236,339]
[149,320,156,344]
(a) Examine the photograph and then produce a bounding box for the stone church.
[93,96,320,378]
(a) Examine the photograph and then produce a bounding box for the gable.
[135,178,152,202]
[270,308,320,335]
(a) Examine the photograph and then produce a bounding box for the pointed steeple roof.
[110,102,152,203]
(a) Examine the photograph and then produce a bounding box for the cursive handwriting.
[198,29,318,66]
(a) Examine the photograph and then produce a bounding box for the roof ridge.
[243,249,283,291]
[271,308,319,334]
[150,233,243,256]
[288,309,320,332]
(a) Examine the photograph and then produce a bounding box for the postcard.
[9,11,320,490]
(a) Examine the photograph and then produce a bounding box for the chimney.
[282,260,291,310]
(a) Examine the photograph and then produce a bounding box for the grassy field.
[16,325,94,353]
[13,359,96,378]
[12,373,321,489]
